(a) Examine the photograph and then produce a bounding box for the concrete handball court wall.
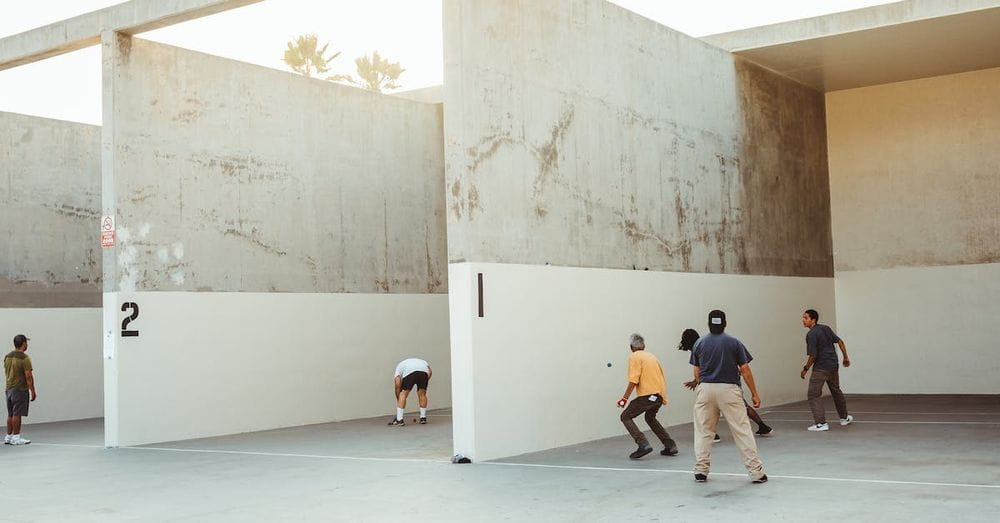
[444,0,836,460]
[450,264,834,460]
[828,66,1000,394]
[104,292,449,445]
[0,112,104,424]
[102,35,450,446]
[1,112,101,307]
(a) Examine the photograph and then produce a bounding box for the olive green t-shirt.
[4,351,32,391]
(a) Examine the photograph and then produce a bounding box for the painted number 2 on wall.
[121,302,139,337]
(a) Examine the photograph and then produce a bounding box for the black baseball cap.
[13,334,29,348]
[708,310,726,326]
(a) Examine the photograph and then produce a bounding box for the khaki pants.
[693,383,765,480]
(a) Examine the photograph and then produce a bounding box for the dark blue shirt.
[689,333,753,384]
[807,324,841,370]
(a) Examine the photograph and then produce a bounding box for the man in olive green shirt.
[5,334,36,445]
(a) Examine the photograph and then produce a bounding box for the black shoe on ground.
[694,473,708,482]
[660,448,679,456]
[629,445,653,459]
[752,474,768,484]
[755,426,773,436]
[419,417,427,424]
[388,418,405,426]
[713,434,721,442]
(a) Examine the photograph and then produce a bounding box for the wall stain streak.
[622,219,687,257]
[467,132,515,173]
[41,203,100,220]
[221,227,288,256]
[531,107,575,197]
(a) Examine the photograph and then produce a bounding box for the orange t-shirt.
[627,350,668,405]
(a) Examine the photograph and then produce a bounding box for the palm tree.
[282,34,340,78]
[352,51,405,93]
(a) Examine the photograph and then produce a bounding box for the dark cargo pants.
[621,394,677,452]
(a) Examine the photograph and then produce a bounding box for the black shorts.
[401,371,429,391]
[6,389,29,417]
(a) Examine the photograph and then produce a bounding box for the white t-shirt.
[394,358,429,378]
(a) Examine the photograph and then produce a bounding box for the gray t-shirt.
[689,333,753,385]
[807,324,842,371]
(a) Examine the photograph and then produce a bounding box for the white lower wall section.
[449,263,835,461]
[835,263,1000,394]
[0,308,103,423]
[103,292,450,447]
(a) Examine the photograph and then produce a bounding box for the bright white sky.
[0,0,899,124]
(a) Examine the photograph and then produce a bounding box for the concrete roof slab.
[703,0,1000,91]
[0,0,262,71]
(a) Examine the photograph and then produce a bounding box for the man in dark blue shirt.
[800,309,853,431]
[689,310,766,484]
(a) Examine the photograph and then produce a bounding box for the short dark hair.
[805,309,819,321]
[678,328,700,351]
[13,334,28,349]
[708,310,727,334]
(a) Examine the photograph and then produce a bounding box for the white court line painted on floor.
[762,419,1000,425]
[763,410,1000,416]
[32,443,451,463]
[32,443,106,449]
[482,462,1000,490]
[31,443,1000,490]
[123,446,453,464]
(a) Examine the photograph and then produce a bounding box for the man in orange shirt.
[616,333,678,459]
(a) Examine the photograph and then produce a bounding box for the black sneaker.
[387,418,405,426]
[694,473,708,482]
[752,474,768,484]
[713,434,721,442]
[629,445,653,459]
[755,426,773,436]
[660,448,678,456]
[419,417,427,424]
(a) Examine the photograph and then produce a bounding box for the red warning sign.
[101,215,115,248]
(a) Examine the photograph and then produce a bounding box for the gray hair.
[629,333,645,349]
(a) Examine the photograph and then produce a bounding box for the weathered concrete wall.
[828,67,1000,271]
[0,112,101,307]
[104,36,447,293]
[443,0,832,277]
[443,0,836,461]
[828,67,1000,394]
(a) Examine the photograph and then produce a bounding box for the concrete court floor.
[3,395,998,522]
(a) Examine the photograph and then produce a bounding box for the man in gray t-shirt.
[800,309,852,431]
[689,310,766,484]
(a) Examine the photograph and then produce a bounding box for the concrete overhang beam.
[0,0,263,72]
[702,0,1000,92]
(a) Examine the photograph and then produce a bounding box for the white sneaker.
[840,415,854,426]
[3,434,10,444]
[807,423,829,432]
[9,435,30,445]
